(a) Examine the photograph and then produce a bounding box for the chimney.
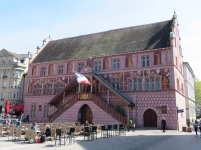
[28,51,30,57]
[37,46,40,54]
[43,39,46,45]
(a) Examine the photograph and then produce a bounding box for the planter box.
[187,127,192,132]
[182,126,186,132]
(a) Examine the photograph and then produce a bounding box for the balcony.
[2,87,6,89]
[3,75,7,78]
[13,62,26,68]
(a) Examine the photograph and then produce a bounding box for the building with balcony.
[0,49,29,113]
[24,12,186,130]
[183,62,196,122]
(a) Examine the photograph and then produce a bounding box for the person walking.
[194,120,198,137]
[199,120,201,138]
[128,119,133,132]
[161,117,166,132]
[26,114,29,123]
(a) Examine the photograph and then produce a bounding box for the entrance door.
[144,109,157,127]
[79,104,93,124]
[84,110,92,124]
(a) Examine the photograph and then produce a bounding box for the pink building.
[24,12,186,130]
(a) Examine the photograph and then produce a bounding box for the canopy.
[9,104,24,109]
[5,100,9,114]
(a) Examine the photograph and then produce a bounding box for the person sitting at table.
[84,120,89,127]
[7,119,13,127]
[31,122,37,130]
[43,124,47,128]
[16,119,21,128]
[77,122,80,126]
[44,125,52,137]
[92,122,95,126]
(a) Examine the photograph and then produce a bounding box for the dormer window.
[95,61,101,71]
[113,59,120,70]
[2,53,6,56]
[8,60,11,65]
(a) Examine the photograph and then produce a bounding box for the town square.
[0,0,201,149]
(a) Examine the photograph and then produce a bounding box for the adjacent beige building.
[183,62,196,122]
[0,49,29,113]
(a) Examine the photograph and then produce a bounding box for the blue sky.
[0,0,201,77]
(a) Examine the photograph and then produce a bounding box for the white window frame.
[142,56,150,67]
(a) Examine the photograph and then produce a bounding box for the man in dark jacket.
[26,114,29,123]
[161,117,166,132]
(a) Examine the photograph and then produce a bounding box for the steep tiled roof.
[32,20,173,64]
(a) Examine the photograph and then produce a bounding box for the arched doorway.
[78,104,92,124]
[143,109,157,127]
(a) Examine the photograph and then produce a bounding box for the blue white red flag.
[75,72,91,85]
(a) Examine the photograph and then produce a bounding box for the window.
[112,78,120,91]
[8,60,11,65]
[39,85,42,95]
[33,86,36,95]
[156,78,160,90]
[58,65,63,74]
[13,93,16,98]
[78,63,84,72]
[2,61,5,65]
[46,84,49,95]
[10,92,12,99]
[43,85,46,95]
[36,85,39,95]
[95,61,101,71]
[117,106,125,116]
[138,79,142,91]
[113,59,120,70]
[41,67,46,76]
[57,83,61,93]
[14,80,17,88]
[54,84,57,94]
[151,77,155,91]
[49,85,52,95]
[44,105,49,118]
[134,78,137,91]
[17,92,19,99]
[31,104,36,117]
[1,93,4,100]
[15,71,18,76]
[142,56,150,67]
[2,53,6,56]
[146,79,150,91]
[12,71,15,76]
[129,80,132,91]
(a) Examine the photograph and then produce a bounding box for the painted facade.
[24,12,186,130]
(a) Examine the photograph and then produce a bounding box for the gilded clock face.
[85,68,88,71]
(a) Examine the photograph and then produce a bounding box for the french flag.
[75,72,91,85]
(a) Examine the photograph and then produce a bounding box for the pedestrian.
[161,117,166,132]
[20,113,23,124]
[26,114,29,123]
[199,120,201,138]
[193,120,198,137]
[128,119,134,132]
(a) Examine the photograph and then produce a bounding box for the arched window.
[43,85,46,95]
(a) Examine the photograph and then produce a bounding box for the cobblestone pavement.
[0,129,200,150]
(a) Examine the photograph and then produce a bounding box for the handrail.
[49,94,78,122]
[91,93,129,126]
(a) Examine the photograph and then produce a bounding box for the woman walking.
[193,120,198,137]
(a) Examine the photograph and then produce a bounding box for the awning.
[9,104,24,109]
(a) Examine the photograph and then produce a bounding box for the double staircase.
[49,93,129,125]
